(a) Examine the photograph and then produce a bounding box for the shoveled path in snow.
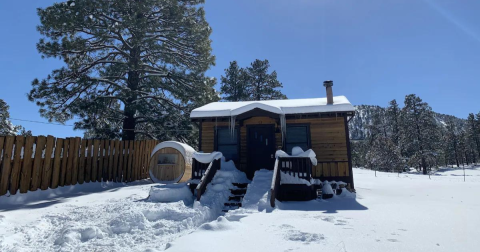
[168,166,480,252]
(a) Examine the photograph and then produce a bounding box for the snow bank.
[193,152,223,164]
[148,183,193,205]
[241,169,274,212]
[321,181,334,195]
[190,96,355,118]
[275,147,317,165]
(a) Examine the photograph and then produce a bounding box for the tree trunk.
[122,47,140,141]
[422,157,427,175]
[122,103,136,140]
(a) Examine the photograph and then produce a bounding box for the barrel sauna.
[149,141,195,183]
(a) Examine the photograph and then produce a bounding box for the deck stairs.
[222,183,249,212]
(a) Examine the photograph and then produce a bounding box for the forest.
[350,96,480,174]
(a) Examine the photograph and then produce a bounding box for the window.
[216,128,239,162]
[285,125,310,154]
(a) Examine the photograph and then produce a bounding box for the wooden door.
[247,124,276,179]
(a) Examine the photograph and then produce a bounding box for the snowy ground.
[1,165,480,251]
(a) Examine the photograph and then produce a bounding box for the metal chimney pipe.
[323,80,334,105]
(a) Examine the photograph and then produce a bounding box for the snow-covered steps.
[222,183,249,212]
[232,183,248,188]
[230,188,247,195]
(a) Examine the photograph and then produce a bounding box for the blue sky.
[0,0,479,138]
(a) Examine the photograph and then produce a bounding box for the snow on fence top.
[190,96,354,118]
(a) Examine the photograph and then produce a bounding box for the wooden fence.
[0,135,159,196]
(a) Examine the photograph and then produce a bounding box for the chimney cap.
[323,80,333,87]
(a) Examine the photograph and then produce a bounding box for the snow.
[280,171,312,185]
[193,158,250,216]
[169,166,480,252]
[148,184,193,205]
[1,166,480,251]
[193,151,223,164]
[275,147,318,165]
[190,96,354,118]
[321,181,334,195]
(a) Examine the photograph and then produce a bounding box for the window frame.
[214,126,241,162]
[284,123,311,154]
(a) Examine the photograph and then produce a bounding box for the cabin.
[190,81,355,203]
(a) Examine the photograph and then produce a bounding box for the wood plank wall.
[200,116,350,178]
[0,136,158,196]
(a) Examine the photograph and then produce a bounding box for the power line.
[7,117,196,132]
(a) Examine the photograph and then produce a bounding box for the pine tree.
[401,94,439,174]
[467,113,480,162]
[386,99,401,145]
[0,99,30,136]
[220,61,249,101]
[365,107,403,172]
[246,59,287,100]
[445,118,460,167]
[29,0,216,141]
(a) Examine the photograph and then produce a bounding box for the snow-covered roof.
[190,96,354,118]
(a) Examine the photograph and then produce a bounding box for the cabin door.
[247,124,276,179]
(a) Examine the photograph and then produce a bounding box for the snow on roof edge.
[190,96,355,118]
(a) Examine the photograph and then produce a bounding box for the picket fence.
[0,135,159,196]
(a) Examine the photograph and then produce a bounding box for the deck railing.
[270,156,314,207]
[194,158,221,201]
[192,159,211,180]
[278,157,313,181]
[270,158,281,207]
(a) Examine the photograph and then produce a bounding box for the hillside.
[349,105,466,140]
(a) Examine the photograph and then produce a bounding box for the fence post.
[9,136,25,195]
[20,136,36,192]
[31,136,46,191]
[0,136,14,196]
[40,135,55,190]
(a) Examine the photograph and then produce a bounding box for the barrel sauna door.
[150,147,185,182]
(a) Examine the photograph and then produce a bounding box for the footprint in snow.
[280,224,295,229]
[319,216,335,223]
[334,220,348,226]
[284,230,325,244]
[387,239,399,242]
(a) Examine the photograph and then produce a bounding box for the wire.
[7,117,196,132]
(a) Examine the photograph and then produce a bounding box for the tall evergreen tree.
[445,118,460,167]
[246,59,287,100]
[467,113,480,161]
[401,94,439,174]
[29,0,216,141]
[386,99,401,145]
[220,61,249,101]
[0,99,30,136]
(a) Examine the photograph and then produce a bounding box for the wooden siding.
[200,116,350,178]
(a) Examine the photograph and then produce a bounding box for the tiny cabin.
[190,81,355,200]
